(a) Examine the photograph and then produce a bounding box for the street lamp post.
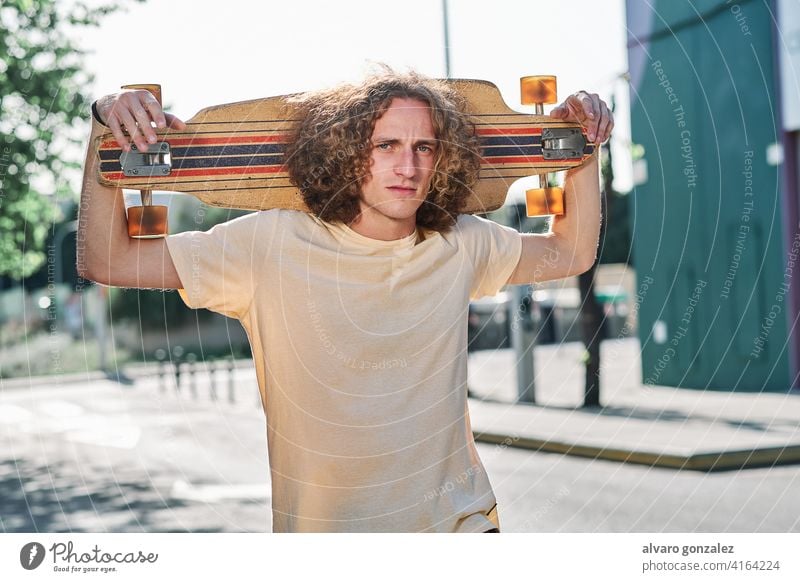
[442,0,451,78]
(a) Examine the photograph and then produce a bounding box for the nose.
[393,147,417,179]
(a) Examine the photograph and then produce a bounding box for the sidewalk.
[5,338,800,473]
[467,338,800,471]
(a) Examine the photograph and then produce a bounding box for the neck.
[349,207,417,241]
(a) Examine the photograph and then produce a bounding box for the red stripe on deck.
[481,154,584,164]
[99,135,289,149]
[481,155,545,164]
[476,127,542,136]
[103,165,287,181]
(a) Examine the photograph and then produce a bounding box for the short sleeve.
[456,214,522,300]
[165,209,280,319]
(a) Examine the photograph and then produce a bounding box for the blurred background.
[3,0,798,393]
[0,0,635,380]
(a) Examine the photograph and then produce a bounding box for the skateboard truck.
[520,75,576,217]
[121,83,170,239]
[120,142,171,178]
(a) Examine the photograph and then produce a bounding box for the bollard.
[227,357,236,404]
[154,348,167,392]
[172,345,185,392]
[209,359,218,401]
[186,353,198,399]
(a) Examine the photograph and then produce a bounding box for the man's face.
[358,97,437,224]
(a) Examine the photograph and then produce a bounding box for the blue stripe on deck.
[480,146,542,157]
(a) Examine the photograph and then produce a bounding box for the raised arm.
[77,90,186,289]
[507,91,612,284]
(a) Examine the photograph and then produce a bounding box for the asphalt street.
[1,372,798,532]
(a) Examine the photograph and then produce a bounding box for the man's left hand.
[549,91,614,144]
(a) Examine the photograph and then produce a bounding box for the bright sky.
[78,0,632,194]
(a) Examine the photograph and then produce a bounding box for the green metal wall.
[627,0,792,391]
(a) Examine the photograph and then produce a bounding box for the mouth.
[387,186,418,197]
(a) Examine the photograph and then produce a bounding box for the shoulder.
[203,209,281,242]
[258,209,340,248]
[455,213,491,231]
[445,212,521,257]
[218,208,315,233]
[446,213,515,241]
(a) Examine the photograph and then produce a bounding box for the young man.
[78,70,612,532]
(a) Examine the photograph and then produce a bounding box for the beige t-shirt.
[166,209,522,532]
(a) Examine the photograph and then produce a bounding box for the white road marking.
[4,406,142,449]
[170,479,270,503]
[67,423,142,449]
[0,404,33,423]
[39,400,84,417]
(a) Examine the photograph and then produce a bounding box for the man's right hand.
[94,89,187,153]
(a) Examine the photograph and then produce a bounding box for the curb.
[473,430,800,472]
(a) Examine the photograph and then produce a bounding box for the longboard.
[95,79,595,215]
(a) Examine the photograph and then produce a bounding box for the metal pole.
[510,204,536,403]
[442,0,451,78]
[510,285,536,403]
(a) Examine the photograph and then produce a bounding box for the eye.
[375,142,392,151]
[417,144,434,154]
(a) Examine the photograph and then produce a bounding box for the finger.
[128,99,158,146]
[116,107,146,151]
[601,102,615,142]
[588,94,603,141]
[140,92,167,129]
[594,110,607,143]
[597,105,613,143]
[564,95,590,128]
[164,113,187,130]
[107,115,130,152]
[572,91,594,121]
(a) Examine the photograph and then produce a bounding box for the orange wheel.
[520,75,558,106]
[525,186,564,217]
[127,205,169,238]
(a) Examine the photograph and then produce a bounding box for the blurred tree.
[0,0,139,279]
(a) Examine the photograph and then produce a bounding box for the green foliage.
[108,286,195,326]
[0,0,137,279]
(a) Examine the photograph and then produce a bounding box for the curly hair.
[283,69,481,233]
